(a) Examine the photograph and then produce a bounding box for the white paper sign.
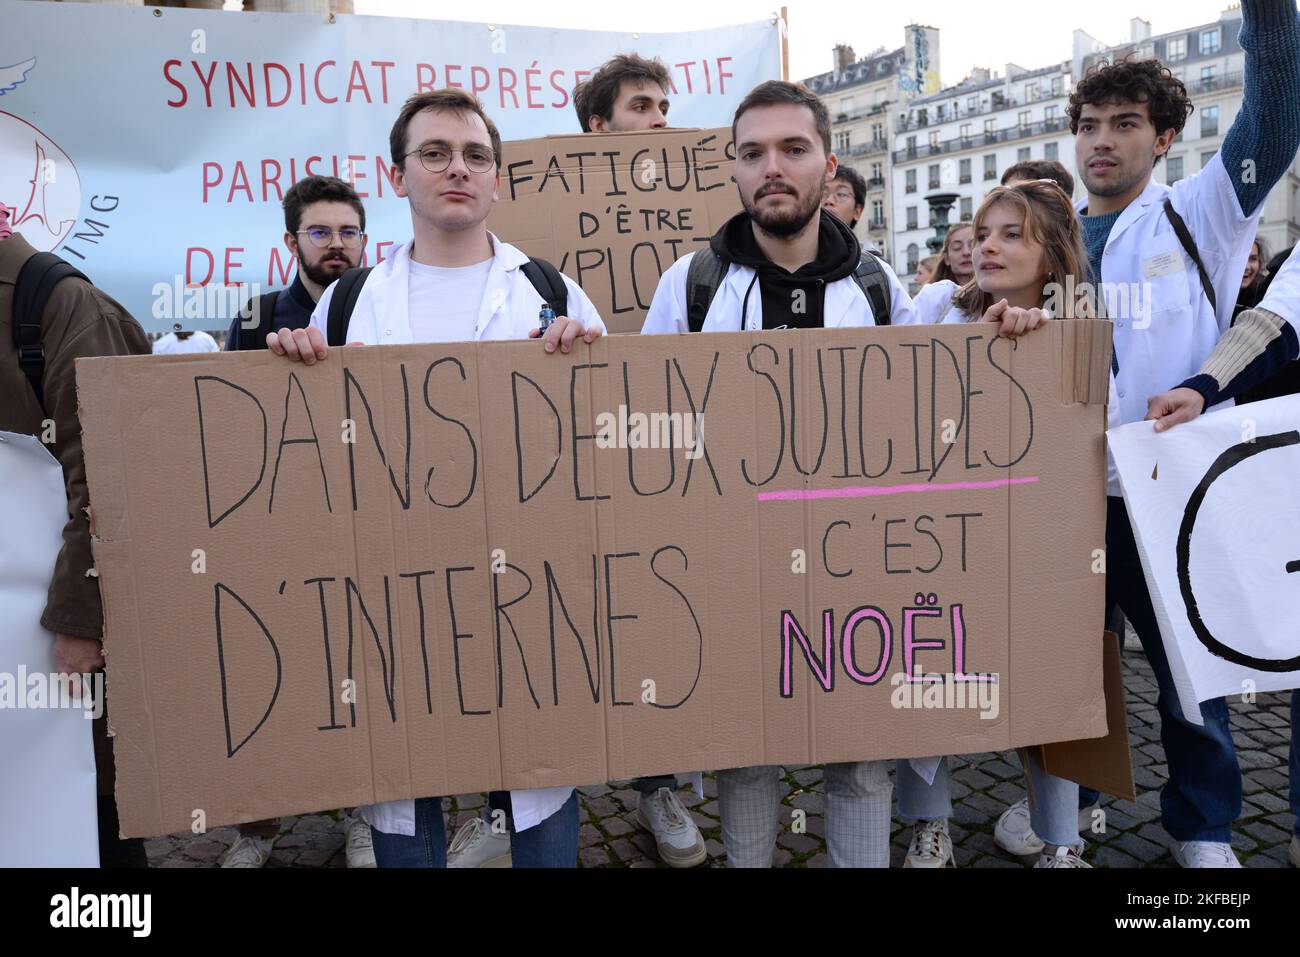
[1108,396,1300,723]
[0,432,99,867]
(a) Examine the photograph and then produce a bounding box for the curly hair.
[1068,57,1194,152]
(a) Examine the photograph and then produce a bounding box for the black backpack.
[685,248,893,332]
[232,289,281,351]
[324,257,569,347]
[11,251,90,409]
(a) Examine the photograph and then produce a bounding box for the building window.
[960,122,971,142]
[871,200,884,226]
[1017,146,1031,162]
[1168,36,1187,61]
[835,130,851,152]
[1051,76,1063,96]
[1201,149,1217,169]
[959,157,971,184]
[871,123,884,143]
[906,169,917,193]
[1202,105,1219,138]
[840,97,855,115]
[937,104,947,122]
[984,118,996,136]
[1045,105,1059,121]
[1200,27,1220,55]
[928,163,941,188]
[907,207,918,230]
[984,154,997,180]
[1201,65,1216,83]
[870,162,883,181]
[1044,141,1058,161]
[1018,110,1031,129]
[967,95,978,112]
[906,135,917,155]
[929,130,940,149]
[960,196,972,221]
[907,243,919,273]
[1166,156,1184,185]
[1026,81,1039,102]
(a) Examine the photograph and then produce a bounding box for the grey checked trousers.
[717,761,892,867]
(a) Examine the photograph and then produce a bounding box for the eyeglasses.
[405,145,497,174]
[296,226,365,248]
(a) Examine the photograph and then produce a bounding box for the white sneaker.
[344,814,376,868]
[994,798,1045,857]
[1290,834,1299,868]
[446,817,512,868]
[636,788,706,868]
[1173,840,1241,868]
[221,833,274,868]
[904,818,954,868]
[1034,844,1091,868]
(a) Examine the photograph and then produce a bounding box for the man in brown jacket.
[0,210,151,865]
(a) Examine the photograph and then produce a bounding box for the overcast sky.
[356,0,1239,86]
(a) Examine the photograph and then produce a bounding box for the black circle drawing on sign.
[1176,429,1300,673]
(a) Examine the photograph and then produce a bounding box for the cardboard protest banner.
[488,128,741,334]
[1038,631,1136,802]
[1108,394,1300,723]
[78,320,1113,838]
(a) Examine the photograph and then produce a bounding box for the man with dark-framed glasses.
[224,175,367,351]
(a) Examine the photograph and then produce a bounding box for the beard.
[1080,159,1147,199]
[743,182,823,238]
[302,251,356,287]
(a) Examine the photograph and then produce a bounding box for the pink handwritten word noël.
[756,476,1040,503]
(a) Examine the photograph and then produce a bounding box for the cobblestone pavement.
[147,636,1296,869]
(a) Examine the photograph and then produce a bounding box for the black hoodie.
[709,208,861,329]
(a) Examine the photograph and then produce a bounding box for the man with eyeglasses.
[224,175,367,352]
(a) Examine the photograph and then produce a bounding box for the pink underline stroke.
[756,475,1041,502]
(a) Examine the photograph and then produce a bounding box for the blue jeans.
[370,790,580,868]
[1097,497,1241,842]
[897,754,1081,848]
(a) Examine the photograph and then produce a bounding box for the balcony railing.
[893,116,1070,162]
[848,139,889,157]
[866,176,885,189]
[1187,71,1243,96]
[833,101,892,125]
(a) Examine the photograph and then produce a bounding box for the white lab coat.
[1078,154,1260,494]
[1257,241,1300,332]
[913,279,970,325]
[309,234,604,836]
[640,250,920,333]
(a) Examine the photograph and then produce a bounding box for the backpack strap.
[326,267,374,347]
[852,252,892,325]
[13,252,90,409]
[1162,198,1217,315]
[685,248,728,332]
[234,290,280,351]
[520,257,568,317]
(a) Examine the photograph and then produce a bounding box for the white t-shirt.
[406,258,493,342]
[152,330,219,354]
